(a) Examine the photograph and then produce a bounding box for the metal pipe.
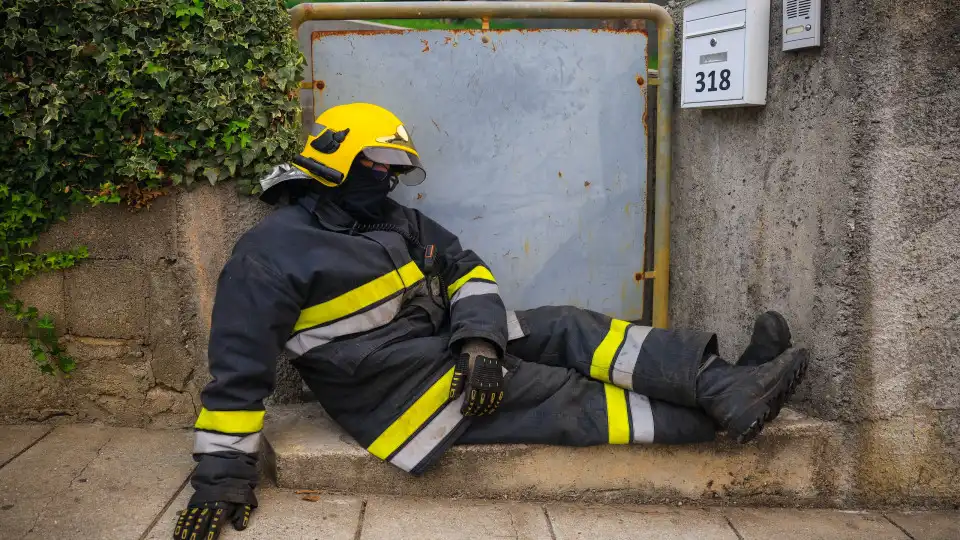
[290,2,673,28]
[651,14,673,329]
[289,2,675,328]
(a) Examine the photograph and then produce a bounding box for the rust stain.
[584,181,591,188]
[523,240,530,256]
[589,27,648,35]
[558,171,563,178]
[421,39,430,53]
[416,193,424,200]
[634,272,643,282]
[312,29,406,39]
[642,108,649,138]
[636,74,645,87]
[312,28,647,40]
[315,80,325,91]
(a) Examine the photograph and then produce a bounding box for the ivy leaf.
[57,354,77,374]
[203,167,220,185]
[37,315,54,330]
[153,70,171,89]
[145,62,166,74]
[224,157,238,176]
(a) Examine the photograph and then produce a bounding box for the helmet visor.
[361,147,426,186]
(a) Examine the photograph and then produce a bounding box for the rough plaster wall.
[667,0,959,504]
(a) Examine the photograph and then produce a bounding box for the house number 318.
[695,69,731,92]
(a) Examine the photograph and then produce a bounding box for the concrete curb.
[263,403,848,507]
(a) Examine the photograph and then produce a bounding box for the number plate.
[682,29,745,104]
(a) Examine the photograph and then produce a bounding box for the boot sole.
[730,351,808,444]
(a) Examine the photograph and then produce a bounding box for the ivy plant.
[1,0,303,374]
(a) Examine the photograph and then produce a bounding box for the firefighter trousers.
[459,306,720,446]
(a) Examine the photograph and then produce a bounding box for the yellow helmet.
[292,102,426,188]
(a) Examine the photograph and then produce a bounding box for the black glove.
[449,339,504,416]
[173,501,252,540]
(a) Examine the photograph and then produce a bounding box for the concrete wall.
[667,0,959,505]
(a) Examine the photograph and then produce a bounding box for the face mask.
[334,162,394,222]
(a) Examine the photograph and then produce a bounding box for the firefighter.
[173,103,806,539]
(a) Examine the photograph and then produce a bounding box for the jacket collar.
[297,191,355,231]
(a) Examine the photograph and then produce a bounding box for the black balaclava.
[331,161,394,223]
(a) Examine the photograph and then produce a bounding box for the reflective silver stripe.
[610,325,653,390]
[450,281,500,305]
[193,431,262,454]
[506,310,526,341]
[389,394,467,472]
[285,295,403,357]
[629,392,655,443]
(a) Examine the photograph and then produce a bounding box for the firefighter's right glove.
[449,339,504,416]
[173,501,252,540]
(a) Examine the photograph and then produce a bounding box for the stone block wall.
[0,184,284,428]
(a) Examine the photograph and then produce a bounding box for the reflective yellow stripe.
[604,385,631,444]
[447,266,496,298]
[294,261,424,332]
[368,367,455,460]
[194,408,265,434]
[590,319,630,383]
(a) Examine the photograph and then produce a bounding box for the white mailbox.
[681,0,771,109]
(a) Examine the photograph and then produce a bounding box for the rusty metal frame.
[289,2,674,329]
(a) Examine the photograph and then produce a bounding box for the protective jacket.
[190,189,508,505]
[190,186,725,508]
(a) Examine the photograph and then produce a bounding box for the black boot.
[696,348,808,443]
[736,311,792,366]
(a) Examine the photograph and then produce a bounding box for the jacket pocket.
[320,319,414,376]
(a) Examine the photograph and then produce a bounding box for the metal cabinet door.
[310,29,650,319]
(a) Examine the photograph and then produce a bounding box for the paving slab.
[0,424,115,538]
[147,488,363,540]
[265,403,845,506]
[547,503,737,540]
[885,511,960,540]
[0,425,51,467]
[0,425,193,539]
[360,496,551,540]
[725,508,909,540]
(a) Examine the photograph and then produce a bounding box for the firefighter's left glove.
[449,339,504,416]
[173,501,253,540]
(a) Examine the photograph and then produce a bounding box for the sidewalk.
[1,424,957,540]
